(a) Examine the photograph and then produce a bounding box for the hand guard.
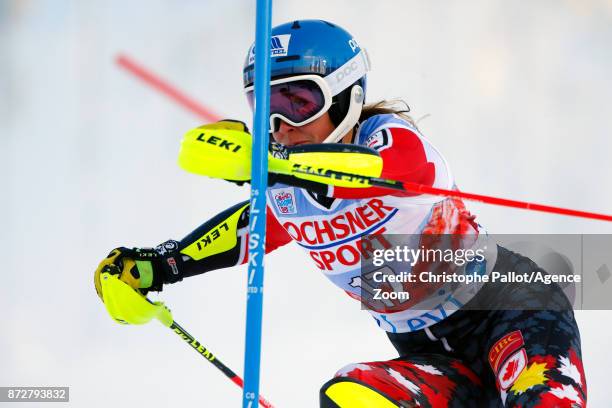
[93,240,184,303]
[196,119,252,187]
[198,119,250,134]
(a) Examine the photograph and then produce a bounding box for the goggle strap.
[324,49,371,96]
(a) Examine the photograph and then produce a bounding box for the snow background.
[1,0,611,406]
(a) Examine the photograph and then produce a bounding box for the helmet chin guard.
[323,85,364,144]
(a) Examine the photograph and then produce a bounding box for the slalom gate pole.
[168,321,273,407]
[243,1,273,407]
[116,54,221,123]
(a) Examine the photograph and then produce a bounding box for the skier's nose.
[277,119,295,133]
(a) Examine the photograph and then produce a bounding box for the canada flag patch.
[272,187,297,214]
[498,349,527,390]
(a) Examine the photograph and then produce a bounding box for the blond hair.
[359,99,417,128]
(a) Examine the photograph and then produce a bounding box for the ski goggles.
[244,49,370,131]
[245,75,332,129]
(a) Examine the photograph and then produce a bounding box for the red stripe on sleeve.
[239,206,293,265]
[265,206,293,251]
[332,127,435,199]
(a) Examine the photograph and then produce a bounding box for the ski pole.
[176,125,612,223]
[116,51,612,224]
[289,166,612,223]
[100,272,274,407]
[166,320,274,408]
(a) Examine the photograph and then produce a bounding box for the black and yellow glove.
[93,240,184,303]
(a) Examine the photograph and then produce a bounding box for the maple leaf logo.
[511,362,549,393]
[502,359,519,382]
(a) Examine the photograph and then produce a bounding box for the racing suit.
[163,114,586,407]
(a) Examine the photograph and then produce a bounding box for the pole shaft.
[399,182,612,222]
[169,322,274,407]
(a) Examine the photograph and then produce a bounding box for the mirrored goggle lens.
[246,80,326,124]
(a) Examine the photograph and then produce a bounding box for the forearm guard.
[158,200,251,284]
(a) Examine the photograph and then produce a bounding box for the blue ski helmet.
[243,20,370,143]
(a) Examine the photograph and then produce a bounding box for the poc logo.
[336,61,358,82]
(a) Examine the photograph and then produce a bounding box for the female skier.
[94,20,587,407]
